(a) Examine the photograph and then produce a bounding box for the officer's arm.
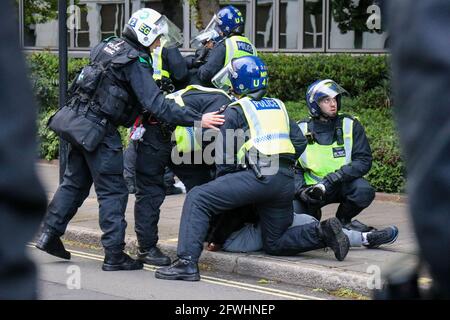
[164,47,189,82]
[338,119,373,181]
[197,44,226,85]
[290,119,308,195]
[126,60,202,126]
[289,119,307,160]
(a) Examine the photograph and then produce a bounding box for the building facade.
[18,0,388,56]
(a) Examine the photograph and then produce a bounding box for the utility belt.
[140,113,174,141]
[241,152,294,180]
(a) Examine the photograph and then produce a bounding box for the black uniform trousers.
[123,140,178,189]
[44,126,128,251]
[133,124,216,249]
[177,166,325,262]
[293,177,375,222]
[134,123,172,249]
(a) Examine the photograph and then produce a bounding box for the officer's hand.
[196,46,210,62]
[299,186,321,205]
[201,111,225,130]
[323,171,343,188]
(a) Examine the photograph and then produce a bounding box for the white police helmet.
[125,8,182,48]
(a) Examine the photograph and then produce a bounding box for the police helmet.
[123,8,182,48]
[306,79,348,118]
[212,56,268,99]
[216,5,245,37]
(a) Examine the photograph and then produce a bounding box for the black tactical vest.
[73,37,142,127]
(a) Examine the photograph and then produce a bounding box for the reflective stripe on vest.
[152,38,170,81]
[224,36,257,66]
[298,117,353,185]
[232,97,295,162]
[166,85,231,153]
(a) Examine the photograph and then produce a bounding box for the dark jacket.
[197,42,226,86]
[88,36,202,127]
[161,46,189,90]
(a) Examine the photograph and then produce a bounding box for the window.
[328,0,387,50]
[279,0,299,49]
[22,1,126,49]
[18,0,389,53]
[138,0,184,30]
[190,1,250,49]
[303,0,323,49]
[67,4,90,48]
[255,0,274,49]
[23,0,58,47]
[100,3,126,40]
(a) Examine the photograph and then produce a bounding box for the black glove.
[192,47,210,67]
[299,186,322,205]
[323,171,343,190]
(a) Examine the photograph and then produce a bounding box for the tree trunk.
[194,0,220,30]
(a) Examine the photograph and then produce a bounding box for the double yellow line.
[30,244,323,300]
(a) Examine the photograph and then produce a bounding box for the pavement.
[36,161,418,296]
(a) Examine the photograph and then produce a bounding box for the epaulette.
[297,116,312,125]
[338,113,358,121]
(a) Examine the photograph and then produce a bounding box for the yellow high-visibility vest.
[298,116,354,185]
[166,85,232,153]
[224,36,257,66]
[231,97,295,162]
[152,38,170,81]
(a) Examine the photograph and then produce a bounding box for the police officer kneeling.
[155,56,351,281]
[36,8,224,271]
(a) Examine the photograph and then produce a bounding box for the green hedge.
[29,52,404,193]
[260,53,390,104]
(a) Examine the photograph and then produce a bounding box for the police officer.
[36,8,224,271]
[122,31,189,194]
[133,84,232,266]
[191,5,257,86]
[155,56,351,281]
[168,84,233,191]
[294,79,376,232]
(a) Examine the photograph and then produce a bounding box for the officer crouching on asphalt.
[36,8,224,271]
[294,79,376,232]
[155,56,351,281]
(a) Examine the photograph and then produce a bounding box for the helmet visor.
[190,15,221,48]
[211,62,234,91]
[308,79,348,105]
[157,15,183,48]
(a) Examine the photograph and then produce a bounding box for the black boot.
[102,250,143,271]
[137,246,171,266]
[155,258,200,281]
[165,185,183,195]
[35,230,71,260]
[319,218,350,261]
[336,202,375,232]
